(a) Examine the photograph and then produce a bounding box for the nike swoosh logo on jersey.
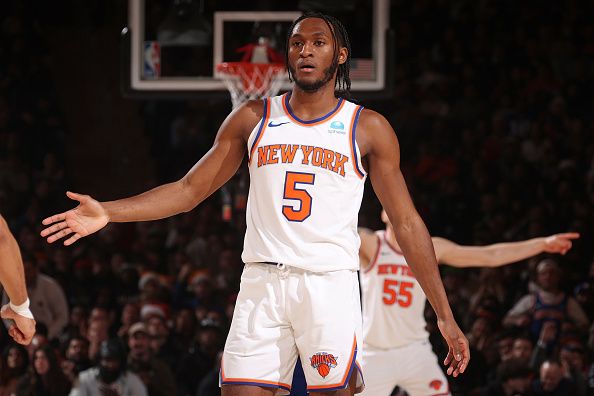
[268,121,290,127]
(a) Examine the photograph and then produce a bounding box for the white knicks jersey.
[241,93,367,272]
[360,231,429,348]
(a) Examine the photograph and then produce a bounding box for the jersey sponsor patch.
[310,352,338,378]
[330,120,344,129]
[328,120,346,134]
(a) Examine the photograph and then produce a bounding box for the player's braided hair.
[285,12,352,98]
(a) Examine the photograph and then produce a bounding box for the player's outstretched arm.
[0,215,36,345]
[433,232,580,268]
[41,101,262,246]
[360,109,469,377]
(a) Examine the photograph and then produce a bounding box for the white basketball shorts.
[359,339,450,396]
[220,263,364,395]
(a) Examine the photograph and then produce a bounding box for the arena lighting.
[157,0,211,47]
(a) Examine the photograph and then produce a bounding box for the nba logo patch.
[310,352,338,378]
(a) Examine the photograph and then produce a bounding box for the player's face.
[287,18,347,92]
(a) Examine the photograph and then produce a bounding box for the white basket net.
[216,62,285,109]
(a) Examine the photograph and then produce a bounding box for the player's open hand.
[1,304,35,345]
[438,317,470,377]
[543,232,580,255]
[41,191,109,246]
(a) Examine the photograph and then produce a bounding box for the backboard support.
[122,0,393,99]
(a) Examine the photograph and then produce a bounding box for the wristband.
[9,298,34,319]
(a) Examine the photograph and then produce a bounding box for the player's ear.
[338,47,348,65]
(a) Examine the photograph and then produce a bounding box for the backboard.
[122,0,392,98]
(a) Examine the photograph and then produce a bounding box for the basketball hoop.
[216,62,285,109]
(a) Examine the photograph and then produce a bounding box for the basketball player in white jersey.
[358,210,579,396]
[40,12,470,395]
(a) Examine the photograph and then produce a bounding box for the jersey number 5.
[383,279,413,307]
[282,171,315,222]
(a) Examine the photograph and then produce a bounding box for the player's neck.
[385,226,401,250]
[289,85,340,120]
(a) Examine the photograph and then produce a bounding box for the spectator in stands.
[59,304,88,346]
[114,264,140,303]
[533,359,581,396]
[481,358,533,396]
[70,339,147,396]
[143,309,178,369]
[467,315,497,354]
[87,316,110,361]
[138,273,169,305]
[117,302,140,339]
[504,259,589,340]
[61,336,92,383]
[511,334,534,365]
[498,332,517,365]
[171,307,197,352]
[2,253,69,341]
[126,322,176,396]
[176,319,224,396]
[187,273,222,313]
[88,306,116,336]
[0,343,29,396]
[16,344,71,396]
[559,337,588,395]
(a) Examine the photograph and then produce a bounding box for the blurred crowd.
[1,0,594,396]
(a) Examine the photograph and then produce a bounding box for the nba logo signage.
[143,41,161,79]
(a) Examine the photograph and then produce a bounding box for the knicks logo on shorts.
[310,352,338,378]
[429,379,443,390]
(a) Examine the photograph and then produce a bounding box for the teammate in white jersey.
[40,12,469,396]
[358,210,579,396]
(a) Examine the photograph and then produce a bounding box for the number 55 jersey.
[242,93,367,272]
[360,230,429,349]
